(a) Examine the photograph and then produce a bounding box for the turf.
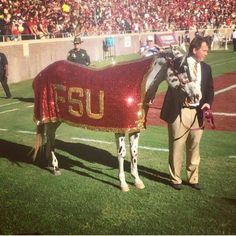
[0,48,236,235]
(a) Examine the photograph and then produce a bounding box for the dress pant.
[1,77,11,98]
[168,107,203,184]
[233,39,236,52]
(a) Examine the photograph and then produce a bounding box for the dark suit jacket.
[160,62,214,126]
[0,52,8,80]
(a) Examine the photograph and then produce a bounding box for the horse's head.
[165,46,202,104]
[143,45,202,106]
[144,46,188,104]
[163,46,189,89]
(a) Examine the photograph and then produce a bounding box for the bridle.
[166,54,193,86]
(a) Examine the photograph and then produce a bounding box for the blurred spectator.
[139,35,161,57]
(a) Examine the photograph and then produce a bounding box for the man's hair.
[188,36,210,56]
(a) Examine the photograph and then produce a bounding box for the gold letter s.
[68,87,84,117]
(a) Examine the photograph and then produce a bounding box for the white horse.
[33,47,201,192]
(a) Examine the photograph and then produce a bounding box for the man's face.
[147,40,154,47]
[74,43,81,49]
[193,42,209,62]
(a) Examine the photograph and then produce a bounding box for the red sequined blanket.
[33,58,153,133]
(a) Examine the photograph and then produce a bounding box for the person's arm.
[2,54,8,78]
[67,50,75,62]
[201,65,214,110]
[4,64,8,77]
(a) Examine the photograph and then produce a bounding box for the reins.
[180,106,215,129]
[146,104,216,141]
[174,107,215,141]
[201,107,216,129]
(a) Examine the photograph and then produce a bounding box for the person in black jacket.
[232,28,236,53]
[67,36,90,66]
[160,37,214,191]
[0,52,12,98]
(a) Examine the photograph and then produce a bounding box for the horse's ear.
[179,43,187,53]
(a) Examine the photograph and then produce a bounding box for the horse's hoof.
[135,181,145,189]
[53,169,61,176]
[121,185,130,192]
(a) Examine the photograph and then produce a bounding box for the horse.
[32,46,201,192]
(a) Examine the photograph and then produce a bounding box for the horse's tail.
[32,123,45,161]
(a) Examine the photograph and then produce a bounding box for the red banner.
[33,58,153,133]
[155,33,178,48]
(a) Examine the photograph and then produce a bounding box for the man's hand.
[201,103,210,110]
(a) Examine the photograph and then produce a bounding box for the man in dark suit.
[0,52,12,98]
[232,28,236,53]
[160,37,214,190]
[67,36,90,66]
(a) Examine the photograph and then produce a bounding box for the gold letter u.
[86,89,104,119]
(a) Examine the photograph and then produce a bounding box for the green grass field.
[0,47,236,235]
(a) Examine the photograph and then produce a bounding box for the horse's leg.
[115,133,129,192]
[129,132,145,189]
[45,122,61,176]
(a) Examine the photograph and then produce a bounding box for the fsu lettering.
[54,84,104,119]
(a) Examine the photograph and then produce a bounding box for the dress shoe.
[171,183,184,190]
[189,183,201,190]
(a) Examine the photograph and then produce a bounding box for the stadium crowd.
[0,0,236,41]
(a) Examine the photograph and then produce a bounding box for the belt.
[182,106,197,109]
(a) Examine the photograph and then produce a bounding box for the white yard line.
[17,130,36,135]
[215,84,236,95]
[0,130,170,153]
[0,108,19,114]
[71,137,113,144]
[213,112,236,117]
[139,145,169,152]
[211,58,236,67]
[0,104,33,116]
[1,129,235,156]
[0,101,20,108]
[71,137,169,152]
[0,128,8,131]
[211,56,236,65]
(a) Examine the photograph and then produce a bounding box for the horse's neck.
[142,59,168,104]
[145,58,167,92]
